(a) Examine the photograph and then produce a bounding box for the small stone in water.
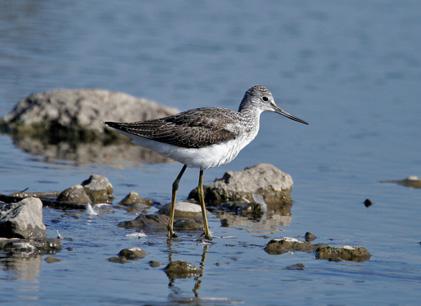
[285,263,304,270]
[118,247,146,260]
[304,232,317,242]
[44,256,61,263]
[148,260,161,268]
[364,198,373,207]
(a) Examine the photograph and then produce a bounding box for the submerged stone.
[118,213,202,233]
[118,247,146,260]
[44,256,61,263]
[149,260,161,268]
[364,198,373,207]
[285,263,305,270]
[381,176,421,189]
[315,245,371,262]
[264,237,312,255]
[118,214,169,231]
[304,232,317,242]
[164,260,200,279]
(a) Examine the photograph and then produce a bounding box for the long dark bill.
[274,106,309,125]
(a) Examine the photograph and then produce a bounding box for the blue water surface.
[0,1,420,305]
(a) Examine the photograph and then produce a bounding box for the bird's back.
[106,107,243,149]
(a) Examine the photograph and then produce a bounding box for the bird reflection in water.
[165,239,209,301]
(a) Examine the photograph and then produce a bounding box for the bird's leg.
[198,169,212,240]
[168,165,187,239]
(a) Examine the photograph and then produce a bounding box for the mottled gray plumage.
[106,107,240,149]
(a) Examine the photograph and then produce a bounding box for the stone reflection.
[215,199,292,231]
[11,135,172,167]
[0,255,41,281]
[165,241,208,302]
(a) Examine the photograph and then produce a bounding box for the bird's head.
[240,85,308,125]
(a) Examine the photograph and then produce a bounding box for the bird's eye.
[262,96,268,101]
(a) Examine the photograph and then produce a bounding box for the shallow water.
[1,1,421,305]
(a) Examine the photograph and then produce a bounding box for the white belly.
[121,131,257,169]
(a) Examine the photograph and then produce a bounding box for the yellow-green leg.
[168,165,187,239]
[198,169,212,240]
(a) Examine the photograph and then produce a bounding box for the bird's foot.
[200,231,213,241]
[167,226,178,239]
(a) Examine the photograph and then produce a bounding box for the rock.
[264,237,312,255]
[159,202,202,219]
[381,176,421,189]
[149,260,161,268]
[118,213,202,232]
[118,247,146,260]
[118,214,169,231]
[285,263,305,270]
[0,89,178,141]
[364,198,373,207]
[1,238,61,255]
[304,232,317,242]
[315,245,371,262]
[164,260,200,279]
[56,185,92,208]
[0,197,46,239]
[188,163,293,208]
[119,192,152,206]
[108,256,128,264]
[44,256,61,263]
[81,174,113,203]
[173,219,202,231]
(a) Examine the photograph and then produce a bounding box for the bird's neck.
[238,103,262,131]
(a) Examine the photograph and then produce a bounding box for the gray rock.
[118,247,146,260]
[1,238,61,255]
[81,174,113,203]
[164,260,200,279]
[381,176,421,189]
[285,263,305,270]
[315,245,371,262]
[118,192,152,207]
[173,218,202,231]
[159,202,202,220]
[0,197,46,239]
[264,237,312,255]
[56,185,92,208]
[149,260,161,268]
[304,232,317,242]
[108,256,128,264]
[189,163,293,208]
[44,256,61,263]
[118,214,169,231]
[117,213,202,232]
[0,89,178,141]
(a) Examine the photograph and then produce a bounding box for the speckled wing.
[105,108,239,148]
